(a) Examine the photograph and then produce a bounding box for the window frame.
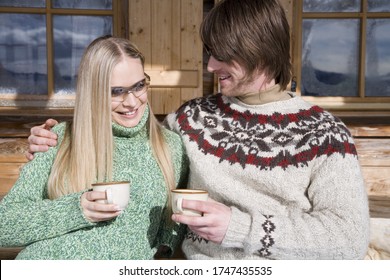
[0,0,126,115]
[292,0,390,113]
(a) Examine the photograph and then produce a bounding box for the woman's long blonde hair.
[47,36,176,205]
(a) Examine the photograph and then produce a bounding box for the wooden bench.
[345,120,390,259]
[0,122,389,259]
[348,124,390,218]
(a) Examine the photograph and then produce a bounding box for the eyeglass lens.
[111,74,150,101]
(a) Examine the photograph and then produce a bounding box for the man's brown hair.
[201,0,292,89]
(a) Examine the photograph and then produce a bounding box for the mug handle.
[176,197,184,212]
[106,188,113,204]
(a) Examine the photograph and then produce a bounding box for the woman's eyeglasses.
[111,73,150,102]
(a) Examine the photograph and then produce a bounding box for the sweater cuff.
[221,206,251,248]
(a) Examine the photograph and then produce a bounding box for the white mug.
[171,189,208,217]
[92,181,130,210]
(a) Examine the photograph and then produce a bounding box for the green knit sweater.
[0,108,189,259]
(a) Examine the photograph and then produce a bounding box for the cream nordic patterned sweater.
[0,107,189,260]
[165,91,370,260]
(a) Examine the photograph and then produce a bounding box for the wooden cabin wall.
[0,0,388,260]
[128,0,204,115]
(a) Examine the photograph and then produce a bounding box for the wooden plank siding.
[0,141,28,201]
[128,0,203,115]
[355,138,390,218]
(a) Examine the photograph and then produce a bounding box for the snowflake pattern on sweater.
[175,93,357,170]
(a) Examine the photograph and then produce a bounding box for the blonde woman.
[0,36,188,259]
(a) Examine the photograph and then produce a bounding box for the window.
[0,0,124,110]
[293,0,390,111]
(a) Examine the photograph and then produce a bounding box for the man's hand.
[171,198,231,244]
[26,118,59,161]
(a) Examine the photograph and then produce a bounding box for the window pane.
[301,19,359,97]
[368,0,390,12]
[53,16,112,95]
[365,19,390,97]
[303,0,360,12]
[0,14,47,95]
[52,0,112,10]
[0,0,45,7]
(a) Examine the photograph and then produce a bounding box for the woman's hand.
[26,118,59,160]
[171,198,231,244]
[81,191,123,222]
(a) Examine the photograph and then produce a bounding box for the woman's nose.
[121,92,139,107]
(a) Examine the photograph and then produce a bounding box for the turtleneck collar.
[237,84,292,105]
[112,105,149,138]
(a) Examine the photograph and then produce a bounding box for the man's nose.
[207,55,220,73]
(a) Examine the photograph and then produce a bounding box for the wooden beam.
[147,70,198,88]
[349,125,390,137]
[369,195,390,218]
[355,139,390,166]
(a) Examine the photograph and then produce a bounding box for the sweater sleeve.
[0,124,94,247]
[156,210,187,258]
[222,153,370,259]
[162,112,178,132]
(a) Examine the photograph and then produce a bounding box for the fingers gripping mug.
[92,181,130,210]
[171,189,208,217]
